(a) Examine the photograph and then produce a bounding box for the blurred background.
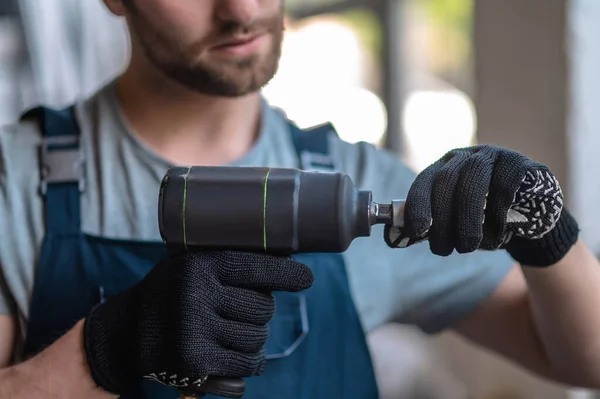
[1,0,599,398]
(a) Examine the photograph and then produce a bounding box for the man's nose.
[215,0,261,26]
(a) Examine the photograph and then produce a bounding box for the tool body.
[159,166,402,256]
[158,165,559,398]
[159,166,403,399]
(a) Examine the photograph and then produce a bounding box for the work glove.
[385,145,579,267]
[83,251,314,394]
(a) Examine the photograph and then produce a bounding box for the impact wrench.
[157,165,562,398]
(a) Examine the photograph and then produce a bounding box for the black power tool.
[157,165,560,398]
[158,165,405,398]
[159,166,405,255]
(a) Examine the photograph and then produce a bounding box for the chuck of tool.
[158,166,377,255]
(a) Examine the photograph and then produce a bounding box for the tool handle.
[179,376,246,398]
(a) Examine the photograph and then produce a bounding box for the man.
[0,0,599,398]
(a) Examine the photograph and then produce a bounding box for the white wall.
[567,0,600,256]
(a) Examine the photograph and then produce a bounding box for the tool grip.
[179,376,246,398]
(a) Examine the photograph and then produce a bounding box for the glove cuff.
[506,207,580,267]
[83,292,138,394]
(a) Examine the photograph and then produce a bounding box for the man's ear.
[102,0,128,16]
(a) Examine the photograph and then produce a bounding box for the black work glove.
[385,145,579,266]
[83,251,313,394]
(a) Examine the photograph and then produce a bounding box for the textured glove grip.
[506,208,580,267]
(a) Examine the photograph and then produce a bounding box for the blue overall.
[19,106,379,399]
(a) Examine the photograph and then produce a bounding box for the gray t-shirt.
[0,81,514,350]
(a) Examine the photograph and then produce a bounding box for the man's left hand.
[385,145,579,267]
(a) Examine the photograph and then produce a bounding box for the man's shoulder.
[263,105,417,200]
[264,104,417,197]
[329,134,416,201]
[0,116,47,309]
[0,85,106,185]
[0,117,43,187]
[0,114,43,142]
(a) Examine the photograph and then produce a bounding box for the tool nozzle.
[369,200,406,228]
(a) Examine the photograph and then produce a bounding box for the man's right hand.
[83,251,314,395]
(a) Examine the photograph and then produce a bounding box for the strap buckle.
[39,135,85,195]
[300,151,336,171]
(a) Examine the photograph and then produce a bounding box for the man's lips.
[213,33,264,48]
[208,32,269,58]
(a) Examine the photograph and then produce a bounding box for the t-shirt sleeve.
[332,137,515,334]
[0,279,12,315]
[0,121,40,318]
[0,135,13,316]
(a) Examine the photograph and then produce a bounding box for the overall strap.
[287,121,339,171]
[22,106,84,234]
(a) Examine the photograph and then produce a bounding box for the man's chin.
[175,72,270,97]
[192,61,278,96]
[212,76,270,97]
[154,50,280,97]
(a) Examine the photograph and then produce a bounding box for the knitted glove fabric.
[83,251,314,394]
[385,145,579,266]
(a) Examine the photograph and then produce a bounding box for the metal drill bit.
[369,200,406,228]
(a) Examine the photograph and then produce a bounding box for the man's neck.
[114,63,263,167]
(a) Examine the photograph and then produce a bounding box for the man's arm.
[0,319,115,399]
[0,315,16,367]
[455,239,600,388]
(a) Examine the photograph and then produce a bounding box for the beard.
[124,1,285,97]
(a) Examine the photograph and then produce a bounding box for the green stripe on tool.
[263,168,271,251]
[182,166,192,252]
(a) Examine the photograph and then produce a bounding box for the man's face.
[122,0,285,97]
